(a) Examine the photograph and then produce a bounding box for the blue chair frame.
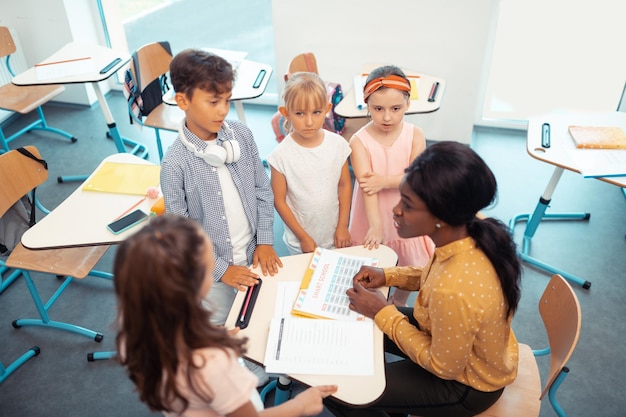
[0,26,76,153]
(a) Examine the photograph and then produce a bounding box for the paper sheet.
[567,149,626,178]
[292,248,377,321]
[263,317,374,375]
[353,75,366,109]
[274,281,300,317]
[35,57,95,80]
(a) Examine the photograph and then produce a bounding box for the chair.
[125,41,184,161]
[0,26,76,153]
[284,52,318,80]
[0,146,112,343]
[414,274,582,417]
[0,345,40,385]
[272,52,352,143]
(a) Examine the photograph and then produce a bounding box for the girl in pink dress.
[349,65,435,306]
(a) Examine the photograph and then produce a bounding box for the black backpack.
[123,41,172,123]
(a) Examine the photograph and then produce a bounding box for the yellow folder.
[82,162,161,195]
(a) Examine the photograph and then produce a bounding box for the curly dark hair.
[114,214,247,413]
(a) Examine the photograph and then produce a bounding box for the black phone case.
[236,279,262,329]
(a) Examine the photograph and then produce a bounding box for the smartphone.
[106,209,150,235]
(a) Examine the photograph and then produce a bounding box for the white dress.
[267,130,351,254]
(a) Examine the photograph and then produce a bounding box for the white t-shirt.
[163,348,263,417]
[215,163,252,266]
[267,130,351,254]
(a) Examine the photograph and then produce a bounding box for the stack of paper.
[263,317,374,375]
[263,247,381,376]
[291,247,377,321]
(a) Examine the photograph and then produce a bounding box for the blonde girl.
[267,72,353,255]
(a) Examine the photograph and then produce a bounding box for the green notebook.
[82,162,161,195]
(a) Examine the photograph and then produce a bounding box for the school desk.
[334,65,446,118]
[509,112,626,289]
[20,153,158,249]
[11,42,146,182]
[224,245,398,406]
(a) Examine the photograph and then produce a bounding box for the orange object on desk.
[150,196,165,216]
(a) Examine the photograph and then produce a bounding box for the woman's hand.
[353,265,386,288]
[346,281,389,319]
[349,266,389,319]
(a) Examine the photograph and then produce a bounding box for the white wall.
[482,0,626,125]
[0,0,114,106]
[272,0,498,144]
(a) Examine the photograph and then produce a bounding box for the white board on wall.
[272,0,497,144]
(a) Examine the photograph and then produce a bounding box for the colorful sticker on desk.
[292,247,378,321]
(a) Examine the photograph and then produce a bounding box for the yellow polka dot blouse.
[376,236,518,392]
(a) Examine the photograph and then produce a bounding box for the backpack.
[123,42,172,124]
[272,52,346,143]
[0,148,47,256]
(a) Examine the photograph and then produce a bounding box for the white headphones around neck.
[178,122,241,167]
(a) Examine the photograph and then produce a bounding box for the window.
[481,0,626,126]
[100,0,276,97]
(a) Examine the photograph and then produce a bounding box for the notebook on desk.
[82,162,161,195]
[568,125,626,149]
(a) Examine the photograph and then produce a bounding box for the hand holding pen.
[352,265,386,289]
[346,280,389,319]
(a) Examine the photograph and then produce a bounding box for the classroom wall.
[0,0,112,106]
[272,0,498,144]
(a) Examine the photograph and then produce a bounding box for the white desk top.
[225,245,398,406]
[527,112,626,187]
[12,42,130,86]
[162,59,272,105]
[335,65,446,118]
[21,154,159,249]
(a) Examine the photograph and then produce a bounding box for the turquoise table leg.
[509,167,592,289]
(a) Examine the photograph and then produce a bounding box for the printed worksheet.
[263,317,374,375]
[292,248,377,321]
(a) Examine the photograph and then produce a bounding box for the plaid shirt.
[160,120,274,281]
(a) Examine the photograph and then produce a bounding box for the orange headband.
[363,75,411,102]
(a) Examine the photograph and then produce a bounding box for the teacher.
[328,141,522,417]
